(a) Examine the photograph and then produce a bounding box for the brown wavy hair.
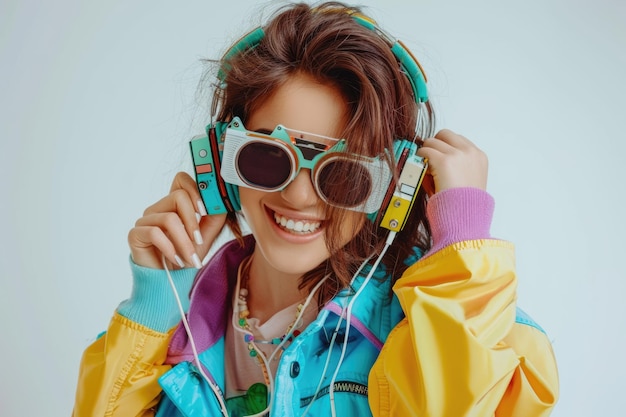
[210,1,434,305]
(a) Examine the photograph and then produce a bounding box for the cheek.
[238,189,266,228]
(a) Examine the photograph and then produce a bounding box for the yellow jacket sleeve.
[368,240,559,417]
[73,313,174,417]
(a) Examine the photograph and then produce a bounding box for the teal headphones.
[190,11,429,231]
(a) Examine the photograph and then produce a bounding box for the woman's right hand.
[128,172,227,269]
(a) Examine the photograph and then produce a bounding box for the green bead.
[249,349,257,357]
[239,318,246,327]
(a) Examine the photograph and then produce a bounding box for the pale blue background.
[1,0,624,415]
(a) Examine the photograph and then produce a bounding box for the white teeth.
[274,213,321,234]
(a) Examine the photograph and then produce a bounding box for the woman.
[73,2,559,416]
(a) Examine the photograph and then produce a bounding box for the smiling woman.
[5,0,626,416]
[238,73,364,283]
[70,2,559,416]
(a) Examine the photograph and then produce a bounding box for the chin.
[260,240,330,276]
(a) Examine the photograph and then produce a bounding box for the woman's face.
[239,73,366,278]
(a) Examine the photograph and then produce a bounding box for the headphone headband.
[216,10,428,103]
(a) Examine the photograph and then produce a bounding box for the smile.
[273,212,322,234]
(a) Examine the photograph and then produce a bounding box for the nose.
[280,169,320,208]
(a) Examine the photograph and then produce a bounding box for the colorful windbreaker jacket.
[73,188,559,416]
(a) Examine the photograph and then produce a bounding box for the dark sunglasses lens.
[238,142,292,188]
[316,159,371,208]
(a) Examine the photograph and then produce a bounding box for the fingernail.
[196,212,202,223]
[192,253,202,269]
[197,200,208,217]
[174,254,185,269]
[194,230,204,245]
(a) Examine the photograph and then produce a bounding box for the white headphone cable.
[300,250,377,417]
[328,230,396,417]
[162,255,230,417]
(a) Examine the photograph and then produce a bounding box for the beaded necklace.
[237,288,305,356]
[233,255,313,385]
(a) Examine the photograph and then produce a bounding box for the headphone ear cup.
[212,121,241,212]
[190,122,241,215]
[368,140,408,223]
[370,139,420,227]
[218,129,242,213]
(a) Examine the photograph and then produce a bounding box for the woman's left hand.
[417,129,488,194]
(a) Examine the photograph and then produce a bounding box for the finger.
[129,226,187,269]
[432,130,488,169]
[416,142,445,163]
[168,173,228,253]
[135,212,202,268]
[197,213,228,252]
[170,172,208,216]
[432,129,478,152]
[144,189,204,246]
[418,136,457,157]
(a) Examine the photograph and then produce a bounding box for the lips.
[273,212,322,234]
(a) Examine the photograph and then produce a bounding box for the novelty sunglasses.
[219,117,394,214]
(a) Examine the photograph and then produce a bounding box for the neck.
[244,252,308,324]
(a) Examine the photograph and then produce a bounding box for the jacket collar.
[166,235,404,362]
[324,264,403,349]
[166,235,255,364]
